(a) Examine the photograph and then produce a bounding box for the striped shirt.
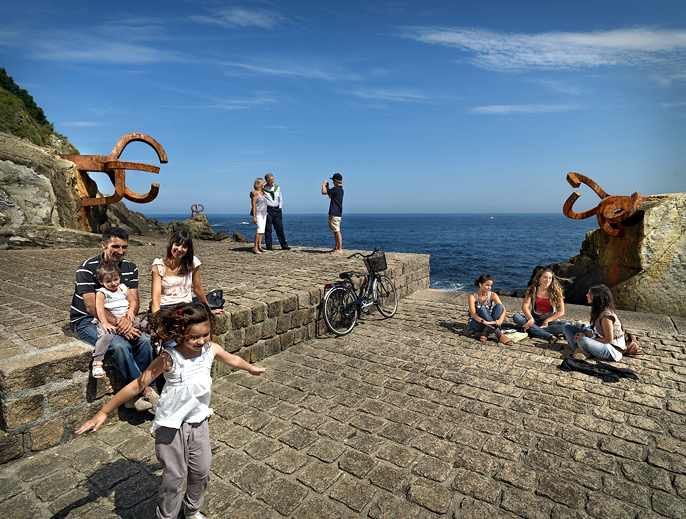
[69,254,139,329]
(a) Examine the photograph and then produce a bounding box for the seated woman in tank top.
[468,274,513,346]
[512,268,568,345]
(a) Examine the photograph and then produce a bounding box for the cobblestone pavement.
[2,287,685,519]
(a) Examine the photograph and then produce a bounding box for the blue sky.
[2,0,685,214]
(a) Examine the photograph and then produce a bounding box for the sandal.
[478,333,488,342]
[548,335,558,345]
[498,334,514,346]
[92,361,105,378]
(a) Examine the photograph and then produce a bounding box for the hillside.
[0,67,78,154]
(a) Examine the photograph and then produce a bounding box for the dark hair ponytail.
[148,302,215,347]
[475,274,493,287]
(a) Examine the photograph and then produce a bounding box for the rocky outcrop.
[550,192,686,317]
[0,132,169,248]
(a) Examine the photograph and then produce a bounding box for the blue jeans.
[513,313,567,341]
[470,304,504,338]
[76,318,154,385]
[563,324,619,362]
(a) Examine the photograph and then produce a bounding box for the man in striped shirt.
[70,227,157,411]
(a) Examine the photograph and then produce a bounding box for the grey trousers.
[155,418,211,519]
[93,317,147,362]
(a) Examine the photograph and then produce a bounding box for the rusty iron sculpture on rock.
[60,133,167,207]
[191,204,204,220]
[563,172,643,237]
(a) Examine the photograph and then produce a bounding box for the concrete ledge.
[0,242,429,462]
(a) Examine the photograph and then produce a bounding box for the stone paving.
[2,284,685,518]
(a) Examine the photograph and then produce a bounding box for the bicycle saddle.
[339,271,355,280]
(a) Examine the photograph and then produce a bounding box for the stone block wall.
[0,252,430,463]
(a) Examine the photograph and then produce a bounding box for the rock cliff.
[550,192,686,317]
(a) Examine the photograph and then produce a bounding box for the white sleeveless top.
[150,343,214,434]
[93,284,128,322]
[152,256,201,306]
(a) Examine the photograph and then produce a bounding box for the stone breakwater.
[0,240,429,461]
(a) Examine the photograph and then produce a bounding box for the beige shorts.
[328,215,341,232]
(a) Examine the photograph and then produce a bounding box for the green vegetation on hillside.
[0,67,78,153]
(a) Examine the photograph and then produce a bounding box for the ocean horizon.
[149,213,599,293]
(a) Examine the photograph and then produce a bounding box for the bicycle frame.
[329,253,380,314]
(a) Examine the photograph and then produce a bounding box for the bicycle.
[322,248,398,336]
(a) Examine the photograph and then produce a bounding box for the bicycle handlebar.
[347,247,380,260]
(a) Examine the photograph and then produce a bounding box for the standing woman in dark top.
[512,268,568,345]
[468,274,513,345]
[563,284,626,361]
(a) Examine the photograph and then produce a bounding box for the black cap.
[331,173,343,181]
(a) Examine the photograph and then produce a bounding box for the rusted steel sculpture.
[191,204,204,220]
[60,133,167,207]
[563,172,643,237]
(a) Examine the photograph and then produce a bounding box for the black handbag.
[205,289,225,309]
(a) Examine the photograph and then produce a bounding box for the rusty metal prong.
[124,183,160,204]
[109,133,168,164]
[81,169,127,207]
[566,172,609,200]
[563,191,598,220]
[102,161,160,174]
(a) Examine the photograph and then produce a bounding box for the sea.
[149,213,598,294]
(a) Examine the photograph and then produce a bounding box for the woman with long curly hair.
[563,284,626,361]
[512,267,568,345]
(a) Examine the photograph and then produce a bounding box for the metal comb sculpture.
[191,204,204,220]
[60,133,167,207]
[563,172,643,237]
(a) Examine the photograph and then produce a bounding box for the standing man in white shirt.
[263,173,291,250]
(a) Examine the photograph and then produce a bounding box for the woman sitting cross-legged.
[563,284,626,361]
[468,274,513,346]
[512,267,568,345]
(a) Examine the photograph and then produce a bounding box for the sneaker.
[134,388,159,412]
[185,510,208,519]
[573,350,592,360]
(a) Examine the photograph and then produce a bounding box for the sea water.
[149,213,598,293]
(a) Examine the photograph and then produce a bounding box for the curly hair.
[148,302,216,348]
[524,267,566,308]
[589,284,617,325]
[165,230,195,275]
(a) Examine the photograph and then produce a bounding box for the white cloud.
[400,26,686,70]
[470,104,584,114]
[349,89,429,102]
[221,59,364,82]
[192,7,287,29]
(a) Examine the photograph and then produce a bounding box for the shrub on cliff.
[0,67,77,153]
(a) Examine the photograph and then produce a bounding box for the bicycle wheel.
[323,285,358,336]
[373,275,398,318]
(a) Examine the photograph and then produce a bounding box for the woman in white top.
[563,284,626,361]
[251,177,268,254]
[151,230,222,315]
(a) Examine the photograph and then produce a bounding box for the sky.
[1,0,685,215]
